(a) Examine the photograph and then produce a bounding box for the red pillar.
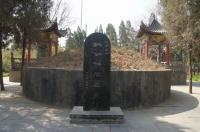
[146,42,149,59]
[158,45,161,63]
[55,42,58,55]
[48,42,52,56]
[142,44,145,56]
[140,45,143,56]
[166,42,170,65]
[27,43,31,63]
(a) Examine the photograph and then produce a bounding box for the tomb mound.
[29,47,165,71]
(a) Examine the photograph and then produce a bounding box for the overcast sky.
[56,0,159,45]
[68,0,159,32]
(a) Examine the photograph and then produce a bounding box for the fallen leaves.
[29,47,165,71]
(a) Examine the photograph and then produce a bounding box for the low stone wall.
[9,70,21,82]
[23,67,171,108]
[171,71,187,85]
[170,63,187,85]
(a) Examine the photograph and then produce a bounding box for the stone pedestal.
[69,106,124,124]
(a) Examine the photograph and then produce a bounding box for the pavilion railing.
[166,62,200,75]
[169,63,186,72]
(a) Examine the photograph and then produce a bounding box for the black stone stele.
[69,33,124,124]
[83,33,111,111]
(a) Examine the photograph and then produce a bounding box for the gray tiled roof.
[136,18,166,38]
[147,19,166,34]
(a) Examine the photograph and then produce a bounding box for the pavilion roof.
[136,14,166,38]
[43,22,68,37]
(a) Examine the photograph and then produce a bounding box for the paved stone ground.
[0,77,200,132]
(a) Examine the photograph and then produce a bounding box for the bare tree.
[51,0,73,29]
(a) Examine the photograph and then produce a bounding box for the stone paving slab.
[0,77,200,132]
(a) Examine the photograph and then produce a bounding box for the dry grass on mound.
[29,47,165,71]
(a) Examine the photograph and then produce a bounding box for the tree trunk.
[20,30,27,86]
[188,45,192,94]
[0,27,5,91]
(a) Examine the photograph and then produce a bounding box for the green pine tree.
[126,20,136,48]
[73,27,86,48]
[66,29,76,49]
[99,24,103,33]
[0,0,53,87]
[106,24,117,46]
[119,20,128,47]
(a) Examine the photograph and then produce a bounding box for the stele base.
[69,106,124,124]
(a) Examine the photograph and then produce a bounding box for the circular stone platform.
[23,67,171,108]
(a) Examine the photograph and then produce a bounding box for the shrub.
[2,49,11,72]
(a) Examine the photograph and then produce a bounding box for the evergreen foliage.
[106,24,117,46]
[160,0,200,55]
[0,0,53,87]
[98,24,104,33]
[66,27,86,49]
[125,20,136,48]
[119,20,128,46]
